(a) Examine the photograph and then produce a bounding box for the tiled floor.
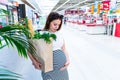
[0,24,120,80]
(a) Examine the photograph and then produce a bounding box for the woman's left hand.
[60,60,70,71]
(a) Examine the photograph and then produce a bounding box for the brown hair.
[44,12,63,31]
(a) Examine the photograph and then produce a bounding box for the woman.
[29,12,70,80]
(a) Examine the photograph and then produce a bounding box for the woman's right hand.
[32,60,42,70]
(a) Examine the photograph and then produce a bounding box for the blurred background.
[1,0,120,80]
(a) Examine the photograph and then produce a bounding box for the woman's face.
[49,19,61,32]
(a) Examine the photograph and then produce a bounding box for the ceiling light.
[54,0,70,11]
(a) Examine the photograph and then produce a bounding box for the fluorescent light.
[54,0,70,11]
[66,0,88,10]
[34,0,59,15]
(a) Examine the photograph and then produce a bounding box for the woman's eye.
[54,24,57,26]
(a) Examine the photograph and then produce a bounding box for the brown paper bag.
[29,39,53,72]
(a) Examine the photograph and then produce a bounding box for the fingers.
[60,62,70,71]
[34,64,41,70]
[34,65,40,69]
[60,66,66,71]
[32,61,42,70]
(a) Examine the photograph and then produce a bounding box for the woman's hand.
[61,40,70,71]
[32,60,42,70]
[60,59,70,71]
[28,52,42,70]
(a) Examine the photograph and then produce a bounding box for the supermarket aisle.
[62,25,120,80]
[0,24,120,80]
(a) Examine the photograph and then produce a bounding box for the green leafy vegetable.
[33,31,57,44]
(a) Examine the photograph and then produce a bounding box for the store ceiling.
[25,0,119,16]
[25,0,103,15]
[52,0,103,12]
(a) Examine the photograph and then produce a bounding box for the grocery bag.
[29,39,53,72]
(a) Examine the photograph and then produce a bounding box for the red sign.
[115,23,120,37]
[65,10,85,15]
[102,1,110,11]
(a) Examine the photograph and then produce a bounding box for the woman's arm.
[60,40,70,70]
[28,52,41,70]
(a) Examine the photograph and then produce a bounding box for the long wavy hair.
[44,12,63,31]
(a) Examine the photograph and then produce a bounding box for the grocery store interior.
[0,0,120,80]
